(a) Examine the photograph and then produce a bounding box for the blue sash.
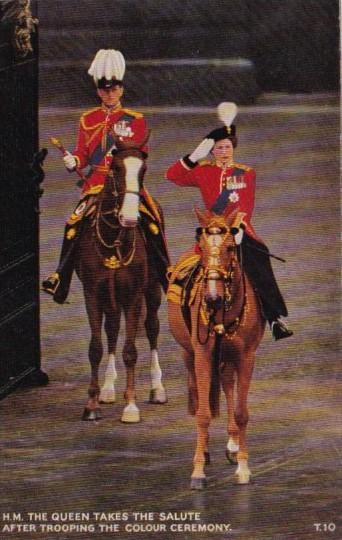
[88,111,136,167]
[210,168,244,215]
[89,131,115,167]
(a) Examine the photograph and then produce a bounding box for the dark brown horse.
[168,208,265,488]
[76,136,167,422]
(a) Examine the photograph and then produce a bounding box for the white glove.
[234,228,244,245]
[63,151,77,171]
[189,138,214,163]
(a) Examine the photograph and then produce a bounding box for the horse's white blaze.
[119,156,142,225]
[99,353,117,403]
[208,279,218,299]
[150,349,163,390]
[207,233,223,299]
[227,438,239,453]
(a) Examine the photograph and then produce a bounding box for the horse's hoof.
[234,462,251,484]
[82,408,102,421]
[149,388,168,404]
[226,449,238,465]
[99,387,116,403]
[235,474,251,485]
[204,452,211,466]
[121,403,140,423]
[190,477,207,490]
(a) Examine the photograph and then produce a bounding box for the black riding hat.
[207,125,238,148]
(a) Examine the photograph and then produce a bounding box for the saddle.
[67,188,102,227]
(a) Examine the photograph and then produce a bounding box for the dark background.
[38,0,339,105]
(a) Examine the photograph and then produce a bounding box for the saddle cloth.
[167,253,202,306]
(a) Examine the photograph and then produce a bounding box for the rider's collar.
[101,101,122,114]
[215,160,234,170]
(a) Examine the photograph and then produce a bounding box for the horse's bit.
[197,232,248,345]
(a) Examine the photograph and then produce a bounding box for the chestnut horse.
[168,208,265,488]
[76,136,167,422]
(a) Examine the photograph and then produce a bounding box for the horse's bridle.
[196,228,247,345]
[92,159,142,268]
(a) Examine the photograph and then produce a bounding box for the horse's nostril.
[119,215,137,228]
[205,295,223,311]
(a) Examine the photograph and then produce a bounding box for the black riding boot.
[140,214,171,293]
[241,235,293,340]
[42,223,81,304]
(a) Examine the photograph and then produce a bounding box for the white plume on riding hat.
[88,49,126,87]
[217,102,238,128]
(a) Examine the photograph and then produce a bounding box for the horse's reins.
[196,230,247,345]
[93,170,137,265]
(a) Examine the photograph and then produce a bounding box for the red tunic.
[73,105,148,193]
[166,158,260,241]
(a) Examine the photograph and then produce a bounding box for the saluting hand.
[188,138,214,164]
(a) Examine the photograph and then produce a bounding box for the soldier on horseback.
[166,109,293,341]
[42,49,169,303]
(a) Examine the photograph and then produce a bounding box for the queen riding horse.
[168,208,265,487]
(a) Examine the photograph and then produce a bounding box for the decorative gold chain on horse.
[197,257,248,342]
[95,197,121,248]
[92,228,137,270]
[93,205,137,269]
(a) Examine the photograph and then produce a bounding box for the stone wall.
[37,0,339,105]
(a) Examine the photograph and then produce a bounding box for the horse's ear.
[194,207,212,227]
[223,206,240,225]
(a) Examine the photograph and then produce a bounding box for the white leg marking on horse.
[235,459,251,484]
[149,349,167,403]
[150,349,163,389]
[99,353,117,403]
[121,402,140,423]
[227,438,239,453]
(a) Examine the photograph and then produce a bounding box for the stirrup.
[271,320,293,341]
[42,272,60,295]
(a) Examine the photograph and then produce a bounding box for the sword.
[50,137,86,188]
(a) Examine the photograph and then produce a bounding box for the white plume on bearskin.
[88,49,126,84]
[217,102,238,127]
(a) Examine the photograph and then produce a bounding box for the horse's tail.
[209,334,222,417]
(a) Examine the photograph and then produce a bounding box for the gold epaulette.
[122,108,143,119]
[198,159,214,167]
[233,162,252,172]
